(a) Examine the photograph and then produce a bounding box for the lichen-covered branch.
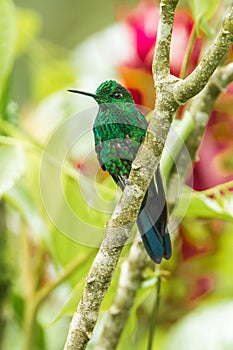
[187,62,233,158]
[174,6,233,105]
[64,176,155,350]
[150,0,180,165]
[93,63,233,350]
[64,233,130,350]
[167,62,233,206]
[93,241,150,350]
[64,2,233,349]
[153,0,179,80]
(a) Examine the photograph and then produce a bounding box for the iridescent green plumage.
[68,80,171,263]
[93,81,147,187]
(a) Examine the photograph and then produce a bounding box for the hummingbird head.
[68,80,134,104]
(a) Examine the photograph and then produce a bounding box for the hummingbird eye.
[111,92,123,99]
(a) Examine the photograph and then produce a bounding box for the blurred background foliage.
[1,0,233,349]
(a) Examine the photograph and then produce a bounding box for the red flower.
[188,276,214,303]
[119,0,202,107]
[192,84,233,190]
[118,0,233,191]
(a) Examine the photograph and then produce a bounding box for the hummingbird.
[68,80,171,264]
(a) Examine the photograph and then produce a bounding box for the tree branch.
[174,6,233,105]
[64,236,128,350]
[64,2,233,349]
[93,241,150,350]
[64,1,178,346]
[187,62,233,159]
[153,0,179,80]
[167,62,233,207]
[92,62,233,350]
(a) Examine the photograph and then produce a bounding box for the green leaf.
[161,112,194,181]
[117,308,138,350]
[52,228,86,265]
[188,0,220,36]
[45,250,95,323]
[118,286,153,350]
[5,183,49,238]
[188,0,220,21]
[15,8,40,56]
[35,322,46,350]
[0,145,25,197]
[48,275,86,324]
[3,318,23,349]
[0,0,16,101]
[174,185,233,220]
[64,175,112,230]
[30,42,76,101]
[199,16,215,38]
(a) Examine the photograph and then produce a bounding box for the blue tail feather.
[137,165,172,264]
[163,231,172,260]
[137,210,164,263]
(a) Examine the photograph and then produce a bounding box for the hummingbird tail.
[137,166,172,264]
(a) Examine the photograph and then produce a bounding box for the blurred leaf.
[15,8,40,56]
[7,294,46,350]
[164,301,233,350]
[50,248,132,323]
[174,185,233,220]
[188,0,220,21]
[118,285,153,350]
[0,145,25,197]
[11,293,24,324]
[51,227,96,289]
[211,222,233,288]
[48,275,86,324]
[45,247,95,323]
[198,16,215,38]
[30,42,76,101]
[64,175,112,229]
[33,58,75,101]
[3,318,22,350]
[52,227,91,265]
[140,275,158,289]
[0,0,16,103]
[188,0,220,36]
[5,182,49,238]
[35,322,46,350]
[50,175,108,248]
[118,308,138,350]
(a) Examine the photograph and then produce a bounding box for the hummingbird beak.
[67,89,101,100]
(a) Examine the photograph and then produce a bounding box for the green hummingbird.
[68,80,171,263]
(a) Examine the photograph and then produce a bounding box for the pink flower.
[119,0,202,106]
[192,85,233,190]
[118,0,233,191]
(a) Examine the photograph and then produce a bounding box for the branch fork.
[64,2,233,349]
